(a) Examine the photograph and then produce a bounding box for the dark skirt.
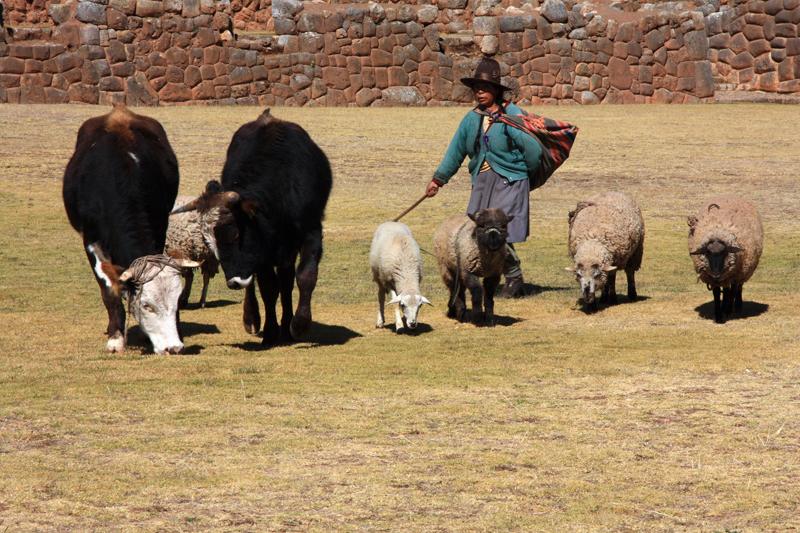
[466,168,529,243]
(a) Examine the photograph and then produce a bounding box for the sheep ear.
[728,245,742,253]
[689,248,704,255]
[389,295,402,305]
[564,266,576,272]
[467,212,477,222]
[505,215,514,223]
[602,265,617,272]
[420,296,432,306]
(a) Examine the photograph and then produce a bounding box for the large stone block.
[541,0,567,23]
[159,82,191,101]
[608,56,632,89]
[272,0,303,19]
[731,51,755,68]
[684,30,708,60]
[370,48,393,67]
[77,1,107,24]
[136,0,164,17]
[473,16,500,36]
[381,86,425,105]
[323,66,349,89]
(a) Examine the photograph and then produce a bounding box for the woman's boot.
[501,243,525,298]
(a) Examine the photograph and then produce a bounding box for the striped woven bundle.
[497,112,579,191]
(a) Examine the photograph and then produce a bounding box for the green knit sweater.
[432,102,543,186]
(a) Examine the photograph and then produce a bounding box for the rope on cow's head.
[122,254,182,346]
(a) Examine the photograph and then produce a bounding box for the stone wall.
[0,0,799,105]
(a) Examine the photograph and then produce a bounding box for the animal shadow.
[298,322,363,347]
[180,321,221,338]
[486,314,522,327]
[497,282,572,297]
[184,299,238,310]
[577,295,650,314]
[694,301,769,322]
[388,323,433,335]
[233,322,363,351]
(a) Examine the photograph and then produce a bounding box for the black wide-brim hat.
[460,56,511,92]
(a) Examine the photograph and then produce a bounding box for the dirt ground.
[0,103,799,531]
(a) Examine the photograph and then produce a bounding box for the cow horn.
[171,196,201,215]
[707,203,720,212]
[221,191,241,207]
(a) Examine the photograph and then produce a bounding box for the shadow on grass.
[183,299,238,310]
[180,321,221,338]
[694,300,769,322]
[574,295,652,314]
[497,282,572,297]
[383,323,434,335]
[231,321,363,351]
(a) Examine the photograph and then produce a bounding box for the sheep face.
[690,238,741,281]
[568,241,615,305]
[469,208,512,253]
[389,293,431,330]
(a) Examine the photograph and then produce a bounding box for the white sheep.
[688,195,763,323]
[432,208,511,326]
[165,195,221,308]
[369,221,431,332]
[566,191,645,309]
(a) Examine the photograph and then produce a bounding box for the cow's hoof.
[106,336,125,353]
[290,314,311,339]
[243,319,260,335]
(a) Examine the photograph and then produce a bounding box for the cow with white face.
[63,106,190,354]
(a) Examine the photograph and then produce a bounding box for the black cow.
[174,109,332,347]
[63,105,187,354]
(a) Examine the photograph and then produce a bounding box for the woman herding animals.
[425,57,543,298]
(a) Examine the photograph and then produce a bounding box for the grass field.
[0,103,799,531]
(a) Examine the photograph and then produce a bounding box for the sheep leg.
[734,283,743,313]
[601,271,617,305]
[199,264,211,308]
[390,289,404,332]
[257,267,281,347]
[243,283,261,334]
[713,286,724,324]
[242,282,261,334]
[178,268,193,309]
[626,267,637,301]
[723,285,735,317]
[376,285,386,328]
[465,273,484,324]
[483,275,501,327]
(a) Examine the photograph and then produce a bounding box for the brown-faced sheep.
[688,195,763,323]
[567,192,645,310]
[165,195,221,308]
[433,208,511,326]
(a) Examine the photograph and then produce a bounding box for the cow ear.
[241,199,259,218]
[467,212,477,222]
[564,266,576,272]
[602,265,618,272]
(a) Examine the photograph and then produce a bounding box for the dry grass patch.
[0,103,799,531]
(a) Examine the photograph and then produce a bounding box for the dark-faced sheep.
[433,208,511,326]
[370,222,431,332]
[566,191,645,310]
[688,195,763,323]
